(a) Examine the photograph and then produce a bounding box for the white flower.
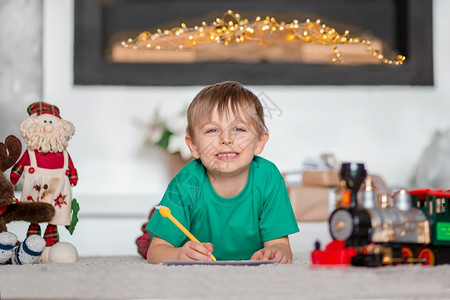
[167,132,191,160]
[165,112,186,135]
[144,122,164,144]
[142,106,191,159]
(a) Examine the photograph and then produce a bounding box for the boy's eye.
[233,127,246,133]
[206,128,218,134]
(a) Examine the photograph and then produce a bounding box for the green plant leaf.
[155,128,174,150]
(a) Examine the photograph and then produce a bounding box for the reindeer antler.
[0,135,22,172]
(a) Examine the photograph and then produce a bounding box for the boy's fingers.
[202,242,214,252]
[189,249,212,261]
[252,249,275,260]
[191,242,213,256]
[250,250,262,260]
[182,242,213,261]
[279,255,290,264]
[252,248,291,263]
[262,249,273,260]
[186,241,212,252]
[273,251,284,262]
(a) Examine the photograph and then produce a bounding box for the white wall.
[43,0,450,216]
[0,0,42,141]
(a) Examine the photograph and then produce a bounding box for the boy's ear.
[254,131,269,155]
[185,135,200,158]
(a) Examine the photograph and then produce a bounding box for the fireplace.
[74,0,433,86]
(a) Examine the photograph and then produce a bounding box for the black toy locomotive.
[311,162,450,267]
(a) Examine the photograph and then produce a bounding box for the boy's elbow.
[146,241,172,264]
[146,253,153,264]
[146,235,179,264]
[147,256,161,264]
[146,247,158,264]
[147,257,157,264]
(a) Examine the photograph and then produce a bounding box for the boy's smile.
[216,151,239,160]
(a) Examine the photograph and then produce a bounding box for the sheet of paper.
[163,260,278,266]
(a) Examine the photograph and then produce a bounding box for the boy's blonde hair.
[186,81,267,138]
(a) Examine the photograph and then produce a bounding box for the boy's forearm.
[147,244,181,264]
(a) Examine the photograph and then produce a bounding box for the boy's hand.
[250,247,291,264]
[179,241,214,261]
[250,237,293,264]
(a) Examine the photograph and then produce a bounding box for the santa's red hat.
[27,102,61,119]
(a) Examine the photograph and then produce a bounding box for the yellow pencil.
[157,205,217,261]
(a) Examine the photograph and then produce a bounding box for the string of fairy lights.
[122,10,405,65]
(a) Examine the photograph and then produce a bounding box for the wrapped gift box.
[287,185,335,222]
[302,169,340,187]
[284,171,335,221]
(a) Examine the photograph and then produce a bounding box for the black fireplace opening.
[74,0,433,86]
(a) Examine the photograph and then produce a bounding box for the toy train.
[311,162,450,267]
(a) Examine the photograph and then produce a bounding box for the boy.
[146,81,299,264]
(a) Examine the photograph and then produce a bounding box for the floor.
[1,251,448,299]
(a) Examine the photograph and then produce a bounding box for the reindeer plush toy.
[0,135,55,264]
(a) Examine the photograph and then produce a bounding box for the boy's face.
[185,105,268,177]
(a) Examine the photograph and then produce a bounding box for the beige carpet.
[1,253,449,299]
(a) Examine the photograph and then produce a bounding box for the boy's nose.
[220,133,232,145]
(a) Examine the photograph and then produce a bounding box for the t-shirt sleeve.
[259,167,299,242]
[146,173,198,247]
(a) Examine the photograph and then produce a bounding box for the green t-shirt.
[146,156,299,260]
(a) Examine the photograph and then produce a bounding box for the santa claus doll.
[10,102,78,248]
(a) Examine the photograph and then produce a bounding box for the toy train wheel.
[416,247,435,266]
[329,209,353,241]
[401,246,413,259]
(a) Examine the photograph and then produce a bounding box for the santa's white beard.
[21,118,73,153]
